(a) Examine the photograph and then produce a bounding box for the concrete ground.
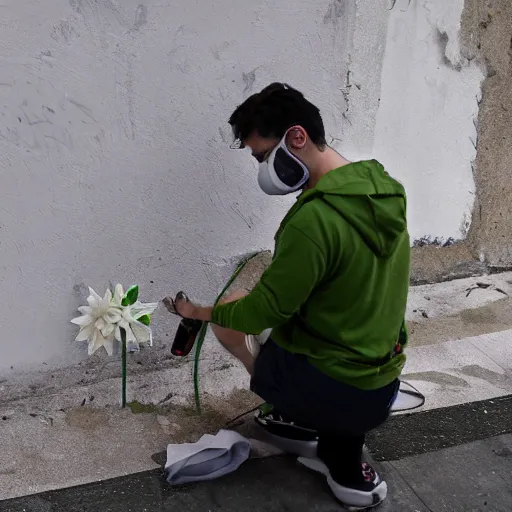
[1,430,511,511]
[0,272,511,510]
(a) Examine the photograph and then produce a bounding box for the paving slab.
[391,434,512,512]
[377,462,430,512]
[401,330,512,411]
[0,455,433,512]
[3,437,512,512]
[472,330,512,370]
[0,458,346,512]
[367,394,512,462]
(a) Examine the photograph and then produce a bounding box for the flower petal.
[125,326,136,343]
[76,323,95,342]
[116,321,135,343]
[131,320,152,346]
[121,307,135,323]
[87,287,102,308]
[104,308,122,324]
[73,284,155,357]
[113,284,124,307]
[88,330,105,355]
[103,335,115,356]
[71,314,93,327]
[94,317,106,331]
[99,289,113,310]
[131,301,158,319]
[101,322,116,337]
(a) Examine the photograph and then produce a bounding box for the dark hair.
[228,82,327,147]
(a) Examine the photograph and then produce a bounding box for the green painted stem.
[193,253,260,413]
[121,328,127,408]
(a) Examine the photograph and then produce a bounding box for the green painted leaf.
[138,314,151,326]
[122,285,139,306]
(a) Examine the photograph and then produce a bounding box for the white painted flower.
[112,284,158,347]
[71,287,123,356]
[72,284,158,356]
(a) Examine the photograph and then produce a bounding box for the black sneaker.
[327,462,387,510]
[298,458,386,510]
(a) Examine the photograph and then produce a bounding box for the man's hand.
[174,293,199,319]
[173,292,213,322]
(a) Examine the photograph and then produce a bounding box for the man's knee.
[218,288,249,306]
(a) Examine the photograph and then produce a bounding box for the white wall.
[372,0,484,242]
[0,0,482,375]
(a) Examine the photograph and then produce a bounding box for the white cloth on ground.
[164,429,251,485]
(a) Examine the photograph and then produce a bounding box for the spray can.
[170,317,203,356]
[162,293,203,357]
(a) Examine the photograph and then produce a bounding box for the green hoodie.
[212,160,410,390]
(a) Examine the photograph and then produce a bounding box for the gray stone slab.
[3,437,512,512]
[401,336,512,411]
[0,455,431,512]
[0,457,346,512]
[378,462,430,512]
[367,394,512,461]
[391,434,512,512]
[470,330,512,371]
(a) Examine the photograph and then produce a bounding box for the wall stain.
[229,202,253,230]
[37,50,55,68]
[435,28,462,71]
[323,0,344,24]
[403,371,469,387]
[104,0,130,29]
[388,0,412,12]
[218,126,230,144]
[73,282,89,298]
[67,97,97,123]
[242,70,256,94]
[133,5,147,31]
[211,41,233,61]
[458,364,509,387]
[51,20,77,44]
[69,0,82,13]
[167,25,190,74]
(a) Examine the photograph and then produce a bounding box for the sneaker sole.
[328,477,387,511]
[298,458,387,511]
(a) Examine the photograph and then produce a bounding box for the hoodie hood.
[301,160,408,258]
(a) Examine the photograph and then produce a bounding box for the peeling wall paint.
[372,0,484,242]
[0,0,483,376]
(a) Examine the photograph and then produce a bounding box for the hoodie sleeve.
[211,224,327,334]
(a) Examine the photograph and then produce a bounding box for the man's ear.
[286,126,307,150]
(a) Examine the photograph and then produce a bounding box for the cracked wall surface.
[372,0,484,243]
[0,0,353,374]
[411,0,512,282]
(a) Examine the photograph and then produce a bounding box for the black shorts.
[250,339,399,436]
